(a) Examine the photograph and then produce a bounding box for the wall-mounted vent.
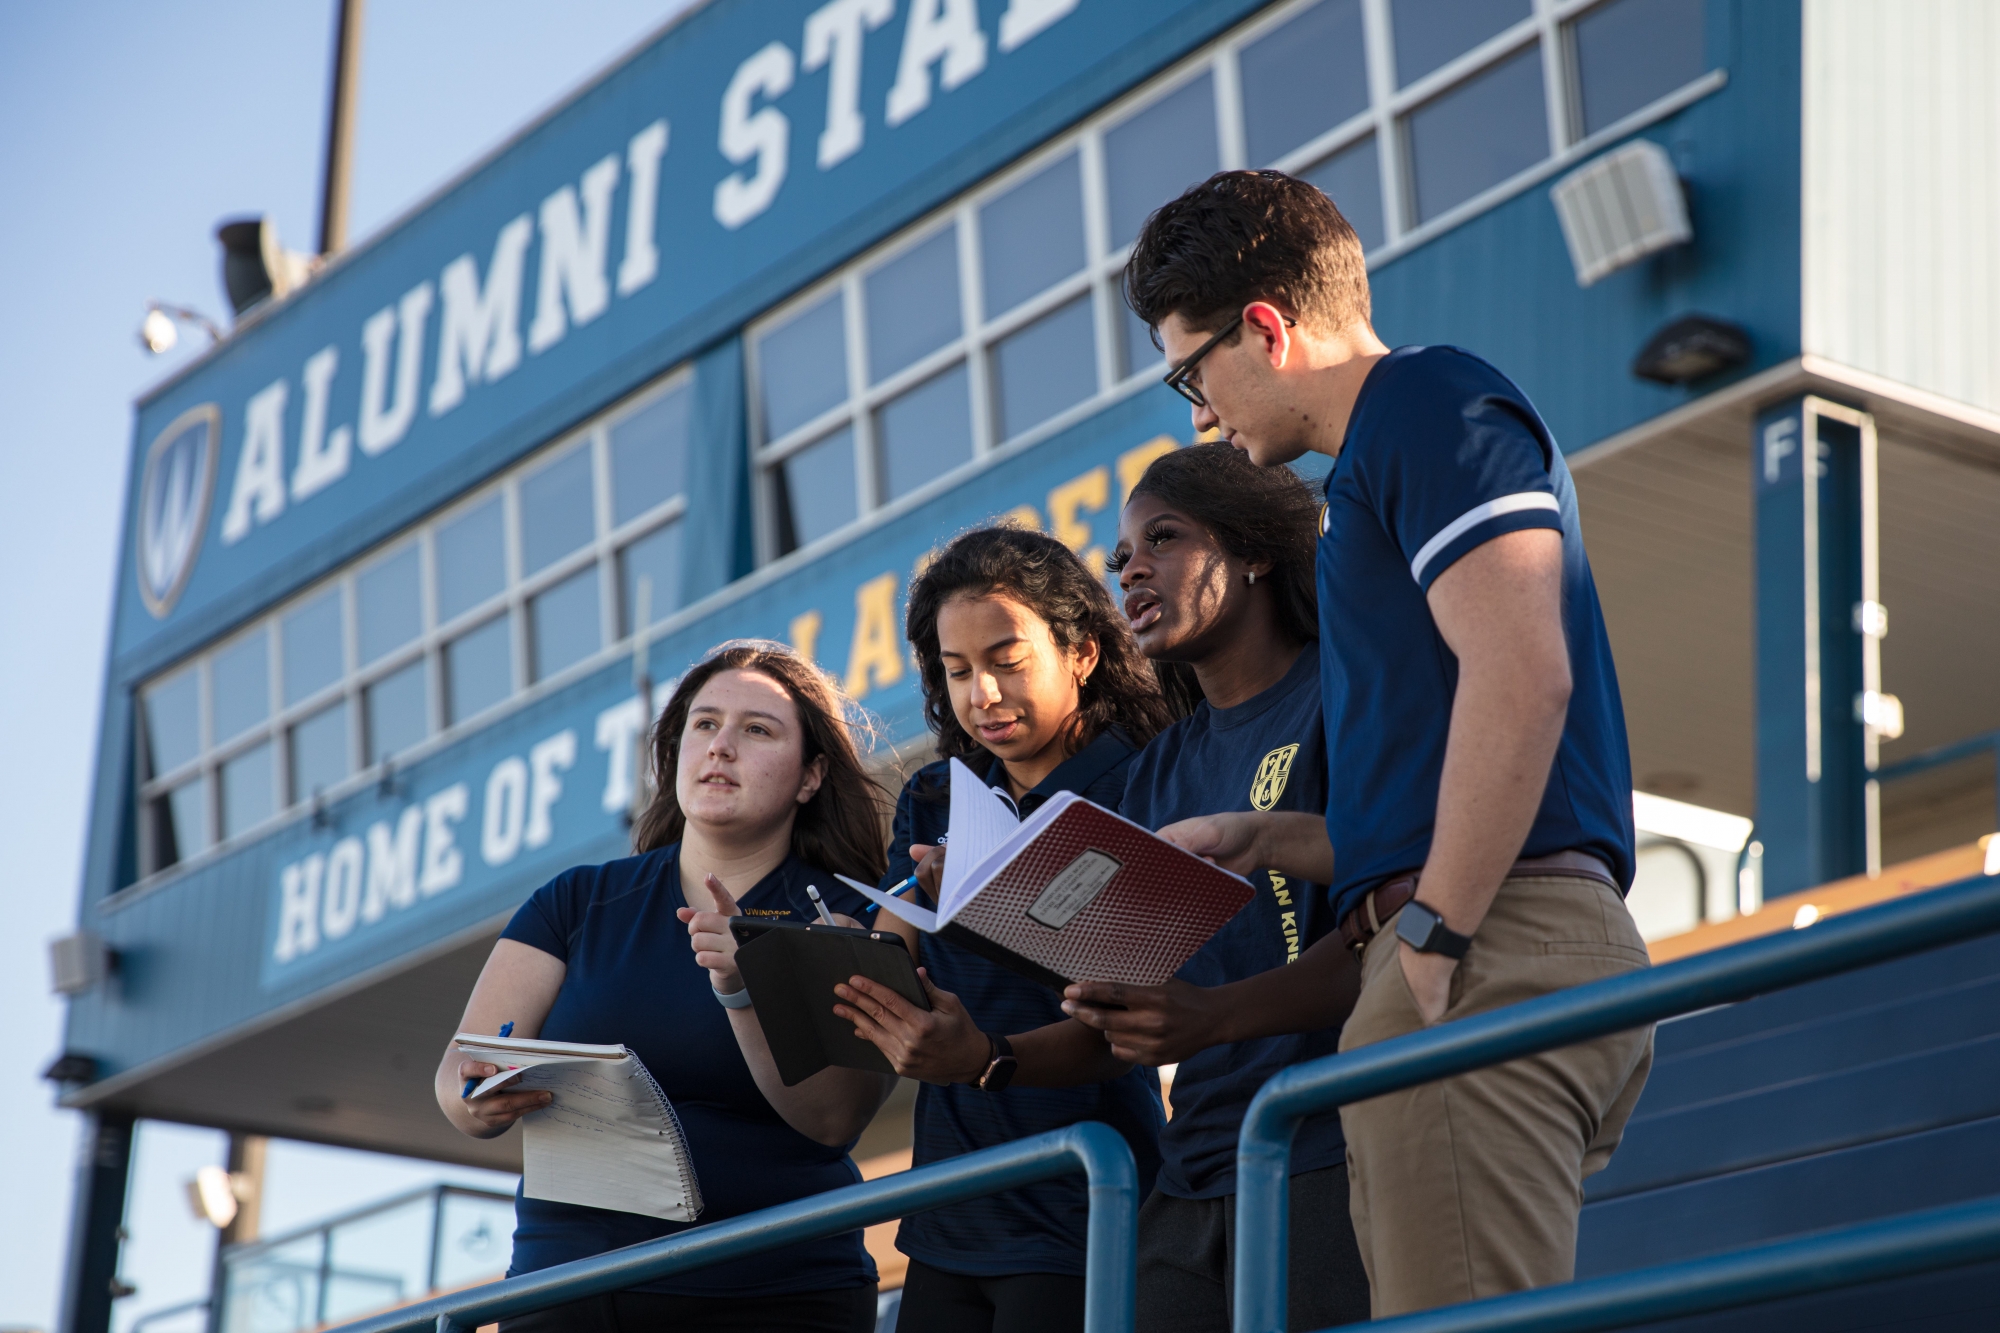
[1551,140,1692,287]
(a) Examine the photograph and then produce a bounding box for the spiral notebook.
[455,1033,701,1221]
[838,758,1257,991]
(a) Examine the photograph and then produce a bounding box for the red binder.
[845,772,1256,991]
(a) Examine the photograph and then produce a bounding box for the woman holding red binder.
[837,524,1175,1333]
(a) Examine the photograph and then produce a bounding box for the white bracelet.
[713,984,753,1009]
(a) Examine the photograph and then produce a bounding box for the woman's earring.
[1246,570,1257,585]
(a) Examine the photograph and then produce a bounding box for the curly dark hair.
[1124,443,1320,650]
[633,640,889,885]
[906,526,1176,765]
[1124,169,1370,342]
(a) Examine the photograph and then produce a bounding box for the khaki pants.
[1338,875,1654,1318]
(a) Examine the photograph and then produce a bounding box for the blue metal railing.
[323,1122,1136,1333]
[1233,869,2000,1333]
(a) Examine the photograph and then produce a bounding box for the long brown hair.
[632,640,889,884]
[905,526,1176,765]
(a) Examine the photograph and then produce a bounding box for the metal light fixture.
[186,1165,248,1229]
[216,216,317,318]
[138,301,224,355]
[1631,313,1752,385]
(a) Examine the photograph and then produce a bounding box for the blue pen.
[462,1020,517,1099]
[862,873,921,914]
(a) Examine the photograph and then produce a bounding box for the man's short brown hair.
[1123,170,1371,340]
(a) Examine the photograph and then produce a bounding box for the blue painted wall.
[71,0,1810,1085]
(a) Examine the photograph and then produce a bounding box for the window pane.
[142,665,201,778]
[991,297,1097,442]
[289,702,349,803]
[758,292,848,440]
[220,742,274,839]
[1406,45,1547,223]
[281,588,344,706]
[1241,0,1369,165]
[1303,135,1385,252]
[1391,0,1531,86]
[148,780,208,869]
[620,523,683,636]
[771,428,857,556]
[445,616,513,725]
[609,384,692,527]
[877,364,973,502]
[357,544,421,666]
[980,153,1085,318]
[435,496,505,624]
[520,446,595,577]
[1120,300,1162,380]
[1104,75,1219,249]
[866,229,961,384]
[211,629,270,743]
[1574,0,1707,136]
[365,660,428,766]
[530,565,601,683]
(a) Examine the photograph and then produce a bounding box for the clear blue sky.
[0,4,693,1328]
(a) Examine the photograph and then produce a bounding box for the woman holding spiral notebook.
[432,641,895,1333]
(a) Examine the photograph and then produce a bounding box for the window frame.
[748,0,1722,567]
[131,364,697,884]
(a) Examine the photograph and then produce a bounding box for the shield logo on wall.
[1249,743,1299,812]
[136,404,220,618]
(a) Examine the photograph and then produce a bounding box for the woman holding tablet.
[836,525,1176,1333]
[434,641,893,1333]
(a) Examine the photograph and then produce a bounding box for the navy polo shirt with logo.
[1316,346,1635,924]
[885,730,1165,1278]
[1118,644,1346,1198]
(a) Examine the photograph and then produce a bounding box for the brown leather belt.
[1337,849,1617,955]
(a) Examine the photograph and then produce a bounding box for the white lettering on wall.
[805,0,895,170]
[420,783,469,894]
[998,0,1079,51]
[715,42,797,229]
[359,282,433,456]
[361,807,422,923]
[430,216,534,416]
[529,155,622,354]
[527,730,577,849]
[617,119,671,296]
[321,836,365,939]
[482,756,530,865]
[273,855,322,962]
[221,379,290,544]
[594,685,672,814]
[886,0,988,127]
[291,346,351,501]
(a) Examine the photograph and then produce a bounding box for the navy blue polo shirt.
[499,846,877,1296]
[1119,644,1346,1199]
[886,730,1165,1278]
[1317,345,1635,923]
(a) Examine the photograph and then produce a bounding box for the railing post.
[1076,1122,1140,1333]
[1232,1098,1297,1333]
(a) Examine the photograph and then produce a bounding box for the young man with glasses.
[1126,170,1652,1317]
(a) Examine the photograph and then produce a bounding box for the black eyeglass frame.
[1160,312,1296,407]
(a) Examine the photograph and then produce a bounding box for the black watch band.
[1396,899,1473,960]
[976,1032,1018,1092]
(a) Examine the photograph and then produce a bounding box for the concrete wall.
[1803,0,2000,414]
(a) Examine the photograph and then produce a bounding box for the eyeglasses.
[1161,313,1295,407]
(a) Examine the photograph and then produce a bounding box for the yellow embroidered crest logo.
[1250,744,1300,811]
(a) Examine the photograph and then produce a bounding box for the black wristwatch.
[975,1032,1018,1092]
[1396,899,1473,960]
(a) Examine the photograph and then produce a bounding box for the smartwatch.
[1396,899,1473,960]
[975,1032,1018,1092]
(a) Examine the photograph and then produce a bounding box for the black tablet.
[730,918,930,1085]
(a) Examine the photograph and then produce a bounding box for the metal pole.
[318,0,365,256]
[56,1111,135,1333]
[1232,870,2000,1333]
